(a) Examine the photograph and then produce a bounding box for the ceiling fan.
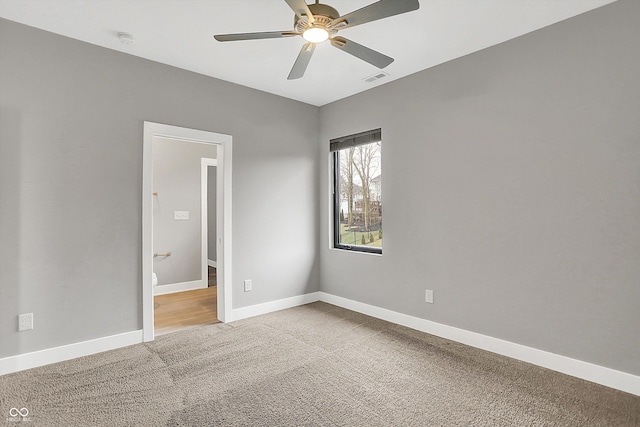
[214,0,420,80]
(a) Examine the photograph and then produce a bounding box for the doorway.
[142,122,232,342]
[152,153,216,335]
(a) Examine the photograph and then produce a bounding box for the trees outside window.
[331,129,382,254]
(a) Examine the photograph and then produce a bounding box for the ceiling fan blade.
[214,31,299,42]
[330,0,419,30]
[284,0,315,24]
[330,36,394,68]
[288,42,316,80]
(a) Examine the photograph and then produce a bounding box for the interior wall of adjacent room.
[152,137,216,286]
[0,18,320,359]
[318,0,640,376]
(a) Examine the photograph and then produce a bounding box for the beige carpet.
[1,302,638,426]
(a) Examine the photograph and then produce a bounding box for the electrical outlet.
[425,289,434,304]
[18,313,34,331]
[244,280,252,292]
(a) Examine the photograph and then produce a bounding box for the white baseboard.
[231,292,321,322]
[154,279,207,295]
[317,292,640,396]
[4,292,637,397]
[207,260,217,268]
[0,330,143,376]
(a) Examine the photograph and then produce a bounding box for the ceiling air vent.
[364,72,389,83]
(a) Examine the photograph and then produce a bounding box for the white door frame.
[201,157,217,285]
[142,122,233,342]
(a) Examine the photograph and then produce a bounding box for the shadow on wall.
[303,257,320,296]
[0,108,23,358]
[207,165,217,265]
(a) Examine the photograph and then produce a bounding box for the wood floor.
[154,267,219,336]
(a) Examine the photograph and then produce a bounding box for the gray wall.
[0,18,319,358]
[152,137,216,286]
[1,0,638,378]
[319,0,640,375]
[208,166,217,264]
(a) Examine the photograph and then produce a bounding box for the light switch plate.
[174,211,189,220]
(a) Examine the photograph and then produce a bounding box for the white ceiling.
[0,0,616,106]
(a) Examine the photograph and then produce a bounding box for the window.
[331,129,382,254]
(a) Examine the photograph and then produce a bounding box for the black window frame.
[331,129,382,255]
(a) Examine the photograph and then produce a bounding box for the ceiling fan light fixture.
[303,26,329,43]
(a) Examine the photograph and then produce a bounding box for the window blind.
[330,128,381,152]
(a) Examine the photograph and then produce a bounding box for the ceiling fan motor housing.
[295,3,341,34]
